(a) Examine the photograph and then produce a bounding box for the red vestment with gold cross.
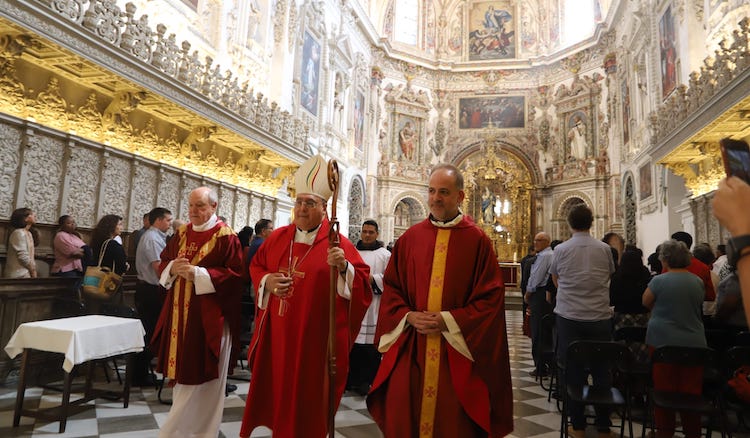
[151,221,243,384]
[367,216,513,437]
[240,219,372,437]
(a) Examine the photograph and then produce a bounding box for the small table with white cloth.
[4,315,145,432]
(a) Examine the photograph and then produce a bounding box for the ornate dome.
[363,0,610,68]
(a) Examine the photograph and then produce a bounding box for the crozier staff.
[240,154,372,438]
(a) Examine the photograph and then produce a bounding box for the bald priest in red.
[367,164,513,437]
[151,186,244,437]
[240,155,372,437]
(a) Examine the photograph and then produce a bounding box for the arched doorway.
[624,175,636,245]
[347,176,365,242]
[556,196,588,241]
[393,196,425,240]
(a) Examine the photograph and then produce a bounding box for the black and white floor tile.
[0,310,695,437]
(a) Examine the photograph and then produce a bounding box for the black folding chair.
[561,340,633,438]
[645,346,727,438]
[724,346,750,435]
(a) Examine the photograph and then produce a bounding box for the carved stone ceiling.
[0,17,295,170]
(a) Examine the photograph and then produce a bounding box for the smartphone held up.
[720,137,750,184]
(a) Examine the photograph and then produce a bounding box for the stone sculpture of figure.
[398,121,415,159]
[246,0,261,44]
[567,115,588,160]
[481,187,495,224]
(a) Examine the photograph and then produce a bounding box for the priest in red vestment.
[367,164,513,438]
[151,186,244,438]
[240,155,372,438]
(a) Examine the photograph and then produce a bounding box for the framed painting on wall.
[299,31,321,116]
[659,5,677,100]
[467,1,516,61]
[458,95,525,130]
[639,163,653,201]
[394,114,419,160]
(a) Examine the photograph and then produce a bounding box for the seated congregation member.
[642,239,707,438]
[51,215,87,278]
[4,207,38,278]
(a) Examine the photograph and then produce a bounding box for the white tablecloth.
[4,315,145,372]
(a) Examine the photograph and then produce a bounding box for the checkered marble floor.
[0,311,659,437]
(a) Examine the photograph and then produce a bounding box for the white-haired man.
[152,186,243,437]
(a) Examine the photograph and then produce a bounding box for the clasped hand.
[266,273,293,298]
[170,258,195,282]
[407,311,447,334]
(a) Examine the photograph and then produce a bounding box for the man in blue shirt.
[133,207,172,386]
[524,232,553,377]
[550,204,615,438]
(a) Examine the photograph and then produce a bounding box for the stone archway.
[624,174,636,245]
[393,196,425,240]
[556,196,588,241]
[347,176,365,242]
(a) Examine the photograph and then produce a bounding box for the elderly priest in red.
[240,154,372,438]
[367,164,513,437]
[151,186,244,437]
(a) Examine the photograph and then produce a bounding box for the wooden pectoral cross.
[277,256,306,316]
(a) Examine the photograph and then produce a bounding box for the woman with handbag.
[4,207,38,278]
[51,215,88,278]
[90,214,129,277]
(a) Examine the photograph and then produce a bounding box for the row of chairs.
[556,340,750,438]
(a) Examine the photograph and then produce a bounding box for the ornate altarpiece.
[459,134,534,261]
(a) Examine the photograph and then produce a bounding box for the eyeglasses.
[294,200,320,209]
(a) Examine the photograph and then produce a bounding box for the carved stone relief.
[156,170,180,219]
[23,134,64,224]
[262,198,274,221]
[179,177,201,221]
[100,154,131,223]
[247,193,260,227]
[234,191,249,229]
[130,164,158,229]
[624,174,636,245]
[219,186,236,226]
[347,177,364,242]
[0,124,21,219]
[65,146,102,228]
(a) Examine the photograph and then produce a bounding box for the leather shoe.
[226,383,238,393]
[529,369,549,378]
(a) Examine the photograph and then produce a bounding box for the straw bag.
[82,239,122,300]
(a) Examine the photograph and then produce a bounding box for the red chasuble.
[151,221,243,385]
[240,219,372,438]
[367,216,513,438]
